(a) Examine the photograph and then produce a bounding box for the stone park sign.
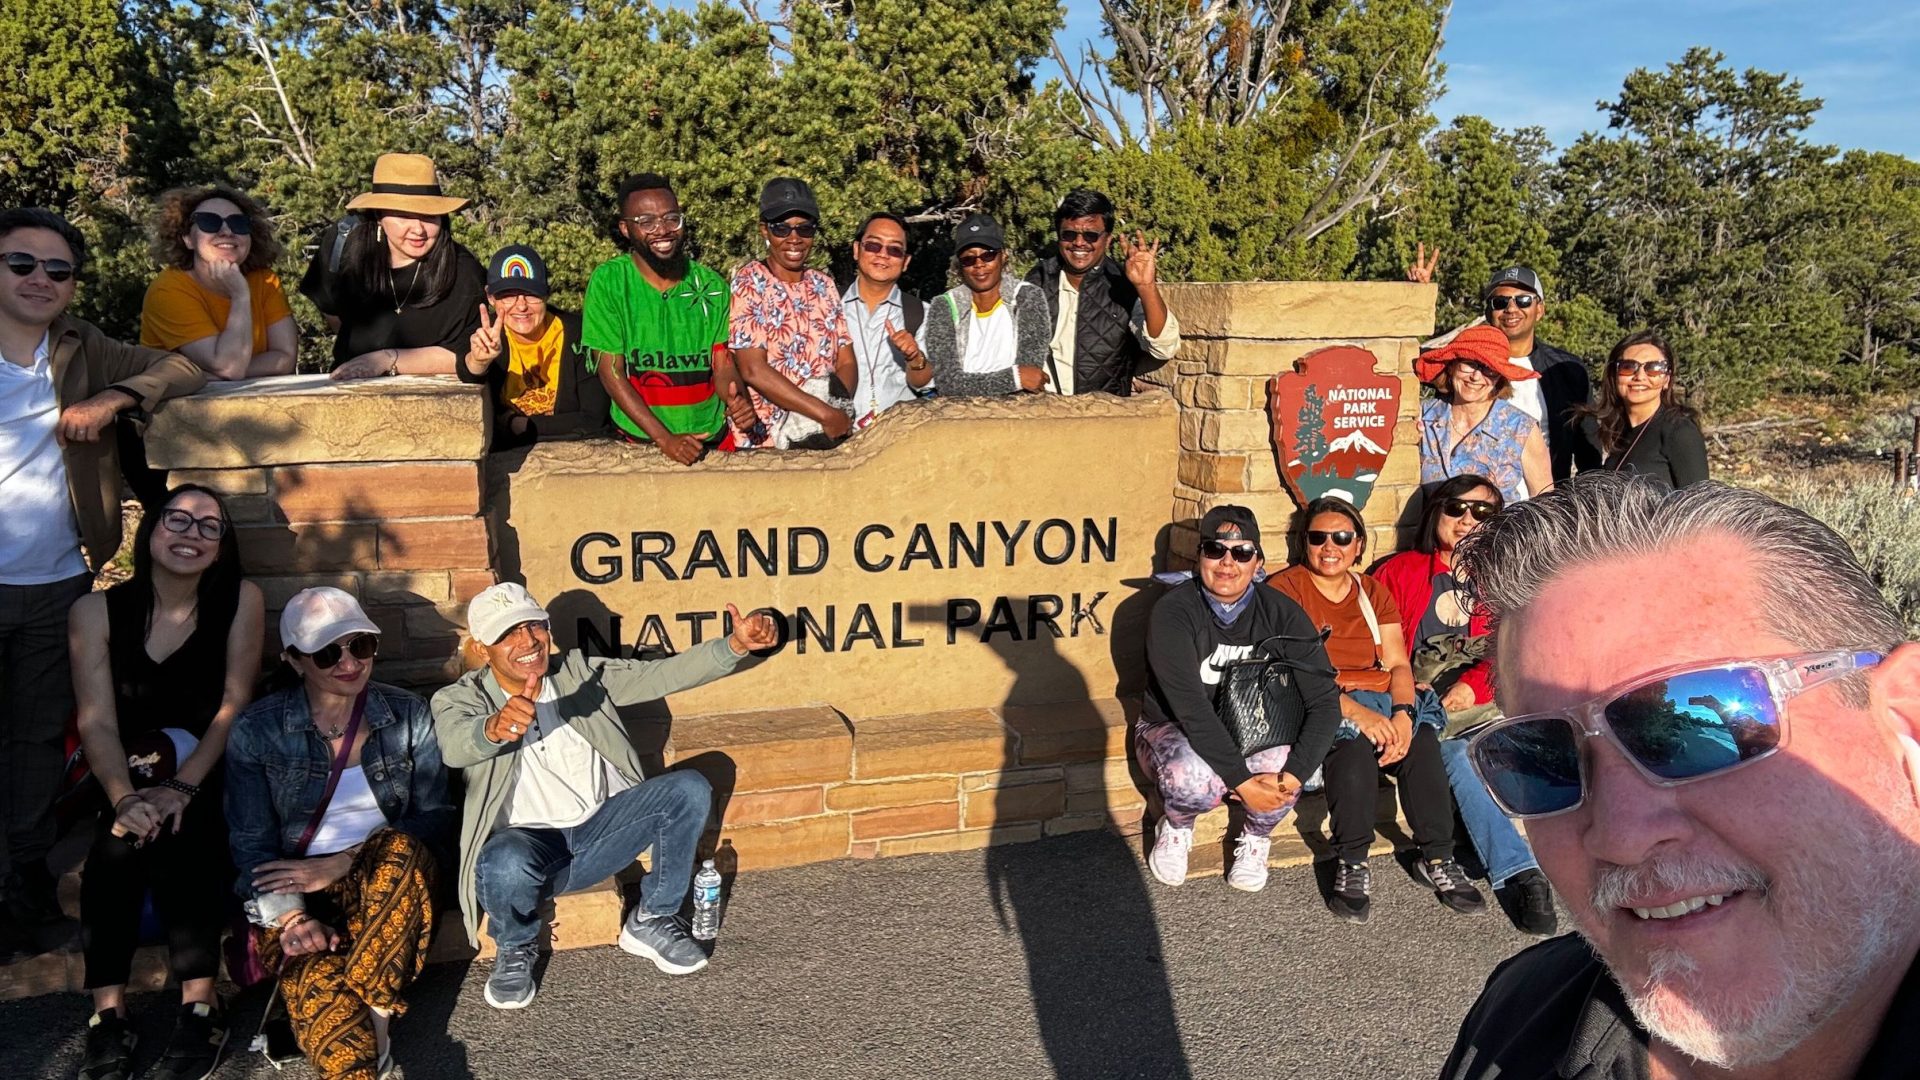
[1265,345,1402,510]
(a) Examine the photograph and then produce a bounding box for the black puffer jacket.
[1024,254,1147,397]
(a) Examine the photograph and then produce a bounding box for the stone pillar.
[145,377,497,688]
[1148,282,1438,564]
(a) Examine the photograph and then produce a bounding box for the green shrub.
[1773,477,1920,636]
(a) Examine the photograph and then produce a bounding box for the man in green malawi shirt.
[585,173,757,464]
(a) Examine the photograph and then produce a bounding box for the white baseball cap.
[281,587,381,654]
[467,582,551,646]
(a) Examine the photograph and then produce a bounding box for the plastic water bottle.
[690,859,723,941]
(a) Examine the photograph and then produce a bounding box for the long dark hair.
[1579,329,1700,454]
[339,211,462,308]
[128,484,244,638]
[1416,474,1503,555]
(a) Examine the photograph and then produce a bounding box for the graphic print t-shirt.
[580,255,729,440]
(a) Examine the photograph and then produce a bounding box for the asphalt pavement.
[1,832,1541,1080]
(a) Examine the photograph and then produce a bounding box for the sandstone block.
[875,822,1042,858]
[718,814,850,870]
[959,766,1064,793]
[449,570,498,602]
[402,603,467,651]
[961,779,1065,829]
[0,950,74,1001]
[670,707,853,790]
[272,462,481,523]
[145,376,488,470]
[236,523,377,576]
[254,573,358,610]
[1162,282,1437,340]
[850,801,961,841]
[723,786,827,825]
[377,518,491,571]
[468,878,622,960]
[1177,451,1249,494]
[1066,791,1147,816]
[168,467,269,496]
[1001,698,1133,765]
[360,570,453,606]
[852,710,1011,779]
[1202,409,1274,453]
[1196,491,1297,530]
[1064,758,1141,795]
[826,777,960,811]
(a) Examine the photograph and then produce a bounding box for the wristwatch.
[1391,703,1417,720]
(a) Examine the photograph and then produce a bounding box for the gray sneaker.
[618,911,709,975]
[483,944,540,1010]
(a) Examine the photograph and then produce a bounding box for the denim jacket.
[225,680,456,926]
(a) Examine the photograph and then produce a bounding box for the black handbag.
[1212,631,1332,756]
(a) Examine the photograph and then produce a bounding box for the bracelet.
[160,777,200,798]
[115,793,143,809]
[280,911,311,931]
[385,348,400,376]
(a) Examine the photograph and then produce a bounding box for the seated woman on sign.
[299,153,486,381]
[226,588,455,1080]
[919,213,1052,397]
[1371,475,1555,937]
[68,485,263,1080]
[140,185,298,380]
[1577,329,1707,489]
[1415,324,1552,504]
[1269,497,1484,924]
[1137,506,1342,894]
[461,244,610,451]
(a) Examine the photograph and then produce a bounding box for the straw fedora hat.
[345,153,470,216]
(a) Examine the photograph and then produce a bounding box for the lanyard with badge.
[849,297,894,430]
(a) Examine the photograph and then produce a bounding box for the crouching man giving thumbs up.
[431,582,781,1010]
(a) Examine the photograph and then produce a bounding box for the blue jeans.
[475,770,711,949]
[1438,737,1537,888]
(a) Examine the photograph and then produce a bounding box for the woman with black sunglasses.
[68,483,264,1080]
[1576,330,1707,489]
[140,185,299,382]
[225,587,454,1080]
[1373,477,1557,936]
[1270,496,1485,923]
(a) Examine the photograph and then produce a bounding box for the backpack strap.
[901,292,925,336]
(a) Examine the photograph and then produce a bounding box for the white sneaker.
[1148,819,1194,886]
[1227,833,1272,892]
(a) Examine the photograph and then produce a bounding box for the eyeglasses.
[1305,530,1357,547]
[1466,650,1882,818]
[1487,294,1538,312]
[622,213,685,233]
[1441,499,1499,522]
[1612,359,1671,377]
[859,239,907,259]
[190,212,252,236]
[1198,539,1259,563]
[957,249,1002,268]
[295,634,380,670]
[1058,229,1107,245]
[158,508,228,541]
[2,252,75,283]
[765,221,819,239]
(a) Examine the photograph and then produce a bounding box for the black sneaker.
[148,1001,228,1080]
[1326,859,1372,923]
[1416,857,1489,915]
[1496,868,1559,937]
[78,1011,136,1080]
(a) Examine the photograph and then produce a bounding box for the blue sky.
[1046,0,1920,158]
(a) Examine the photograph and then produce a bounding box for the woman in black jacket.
[1136,505,1342,894]
[1579,330,1707,489]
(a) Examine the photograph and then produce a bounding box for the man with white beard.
[1439,474,1920,1080]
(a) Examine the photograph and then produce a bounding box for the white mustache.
[1592,851,1768,911]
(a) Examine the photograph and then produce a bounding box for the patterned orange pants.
[263,829,436,1080]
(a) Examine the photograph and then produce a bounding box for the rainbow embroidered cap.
[487,244,549,299]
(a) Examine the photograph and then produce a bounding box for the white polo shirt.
[0,333,87,584]
[505,679,632,829]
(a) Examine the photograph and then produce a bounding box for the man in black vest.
[1483,266,1599,480]
[1024,189,1180,396]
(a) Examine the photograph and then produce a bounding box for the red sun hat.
[1414,324,1542,385]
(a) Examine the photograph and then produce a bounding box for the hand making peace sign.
[468,302,504,367]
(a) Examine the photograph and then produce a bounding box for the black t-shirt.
[1417,567,1470,643]
[1581,406,1709,490]
[300,241,487,368]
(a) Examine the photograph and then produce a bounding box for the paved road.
[2,832,1540,1079]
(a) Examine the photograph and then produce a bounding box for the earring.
[375,224,385,243]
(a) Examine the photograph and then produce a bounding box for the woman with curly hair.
[140,184,298,381]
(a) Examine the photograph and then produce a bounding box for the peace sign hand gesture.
[1406,242,1441,284]
[468,303,503,368]
[1117,231,1161,289]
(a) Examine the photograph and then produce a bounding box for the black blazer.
[1532,341,1598,479]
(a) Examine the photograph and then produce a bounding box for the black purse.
[1212,631,1332,756]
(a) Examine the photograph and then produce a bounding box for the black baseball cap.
[486,244,549,299]
[1199,505,1261,548]
[760,177,820,223]
[953,213,1005,252]
[1483,266,1543,299]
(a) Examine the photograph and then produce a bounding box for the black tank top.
[104,581,235,740]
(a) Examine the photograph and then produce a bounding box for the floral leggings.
[264,829,436,1080]
[1135,720,1295,837]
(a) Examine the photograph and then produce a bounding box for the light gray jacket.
[920,273,1051,397]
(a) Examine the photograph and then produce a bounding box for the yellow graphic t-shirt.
[502,316,564,416]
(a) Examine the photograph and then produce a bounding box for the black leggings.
[80,791,231,989]
[1323,725,1457,864]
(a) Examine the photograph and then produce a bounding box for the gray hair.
[1454,475,1904,701]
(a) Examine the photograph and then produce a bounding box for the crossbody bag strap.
[1349,571,1382,649]
[290,688,369,858]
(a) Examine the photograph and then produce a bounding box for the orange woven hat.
[1414,324,1541,384]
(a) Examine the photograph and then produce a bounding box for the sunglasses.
[295,633,380,670]
[1487,294,1537,312]
[1612,359,1671,377]
[158,508,229,541]
[957,249,1002,268]
[1467,650,1882,819]
[859,239,908,259]
[190,211,252,236]
[1058,229,1107,245]
[1305,530,1357,547]
[1451,360,1497,382]
[1198,539,1259,563]
[1441,498,1499,522]
[2,252,75,283]
[765,221,819,239]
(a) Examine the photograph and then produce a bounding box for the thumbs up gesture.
[884,319,923,365]
[486,669,540,744]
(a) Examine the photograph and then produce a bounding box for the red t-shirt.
[1269,564,1401,693]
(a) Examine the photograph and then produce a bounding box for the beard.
[637,243,688,279]
[1588,765,1918,1069]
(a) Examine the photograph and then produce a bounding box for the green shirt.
[580,256,730,440]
